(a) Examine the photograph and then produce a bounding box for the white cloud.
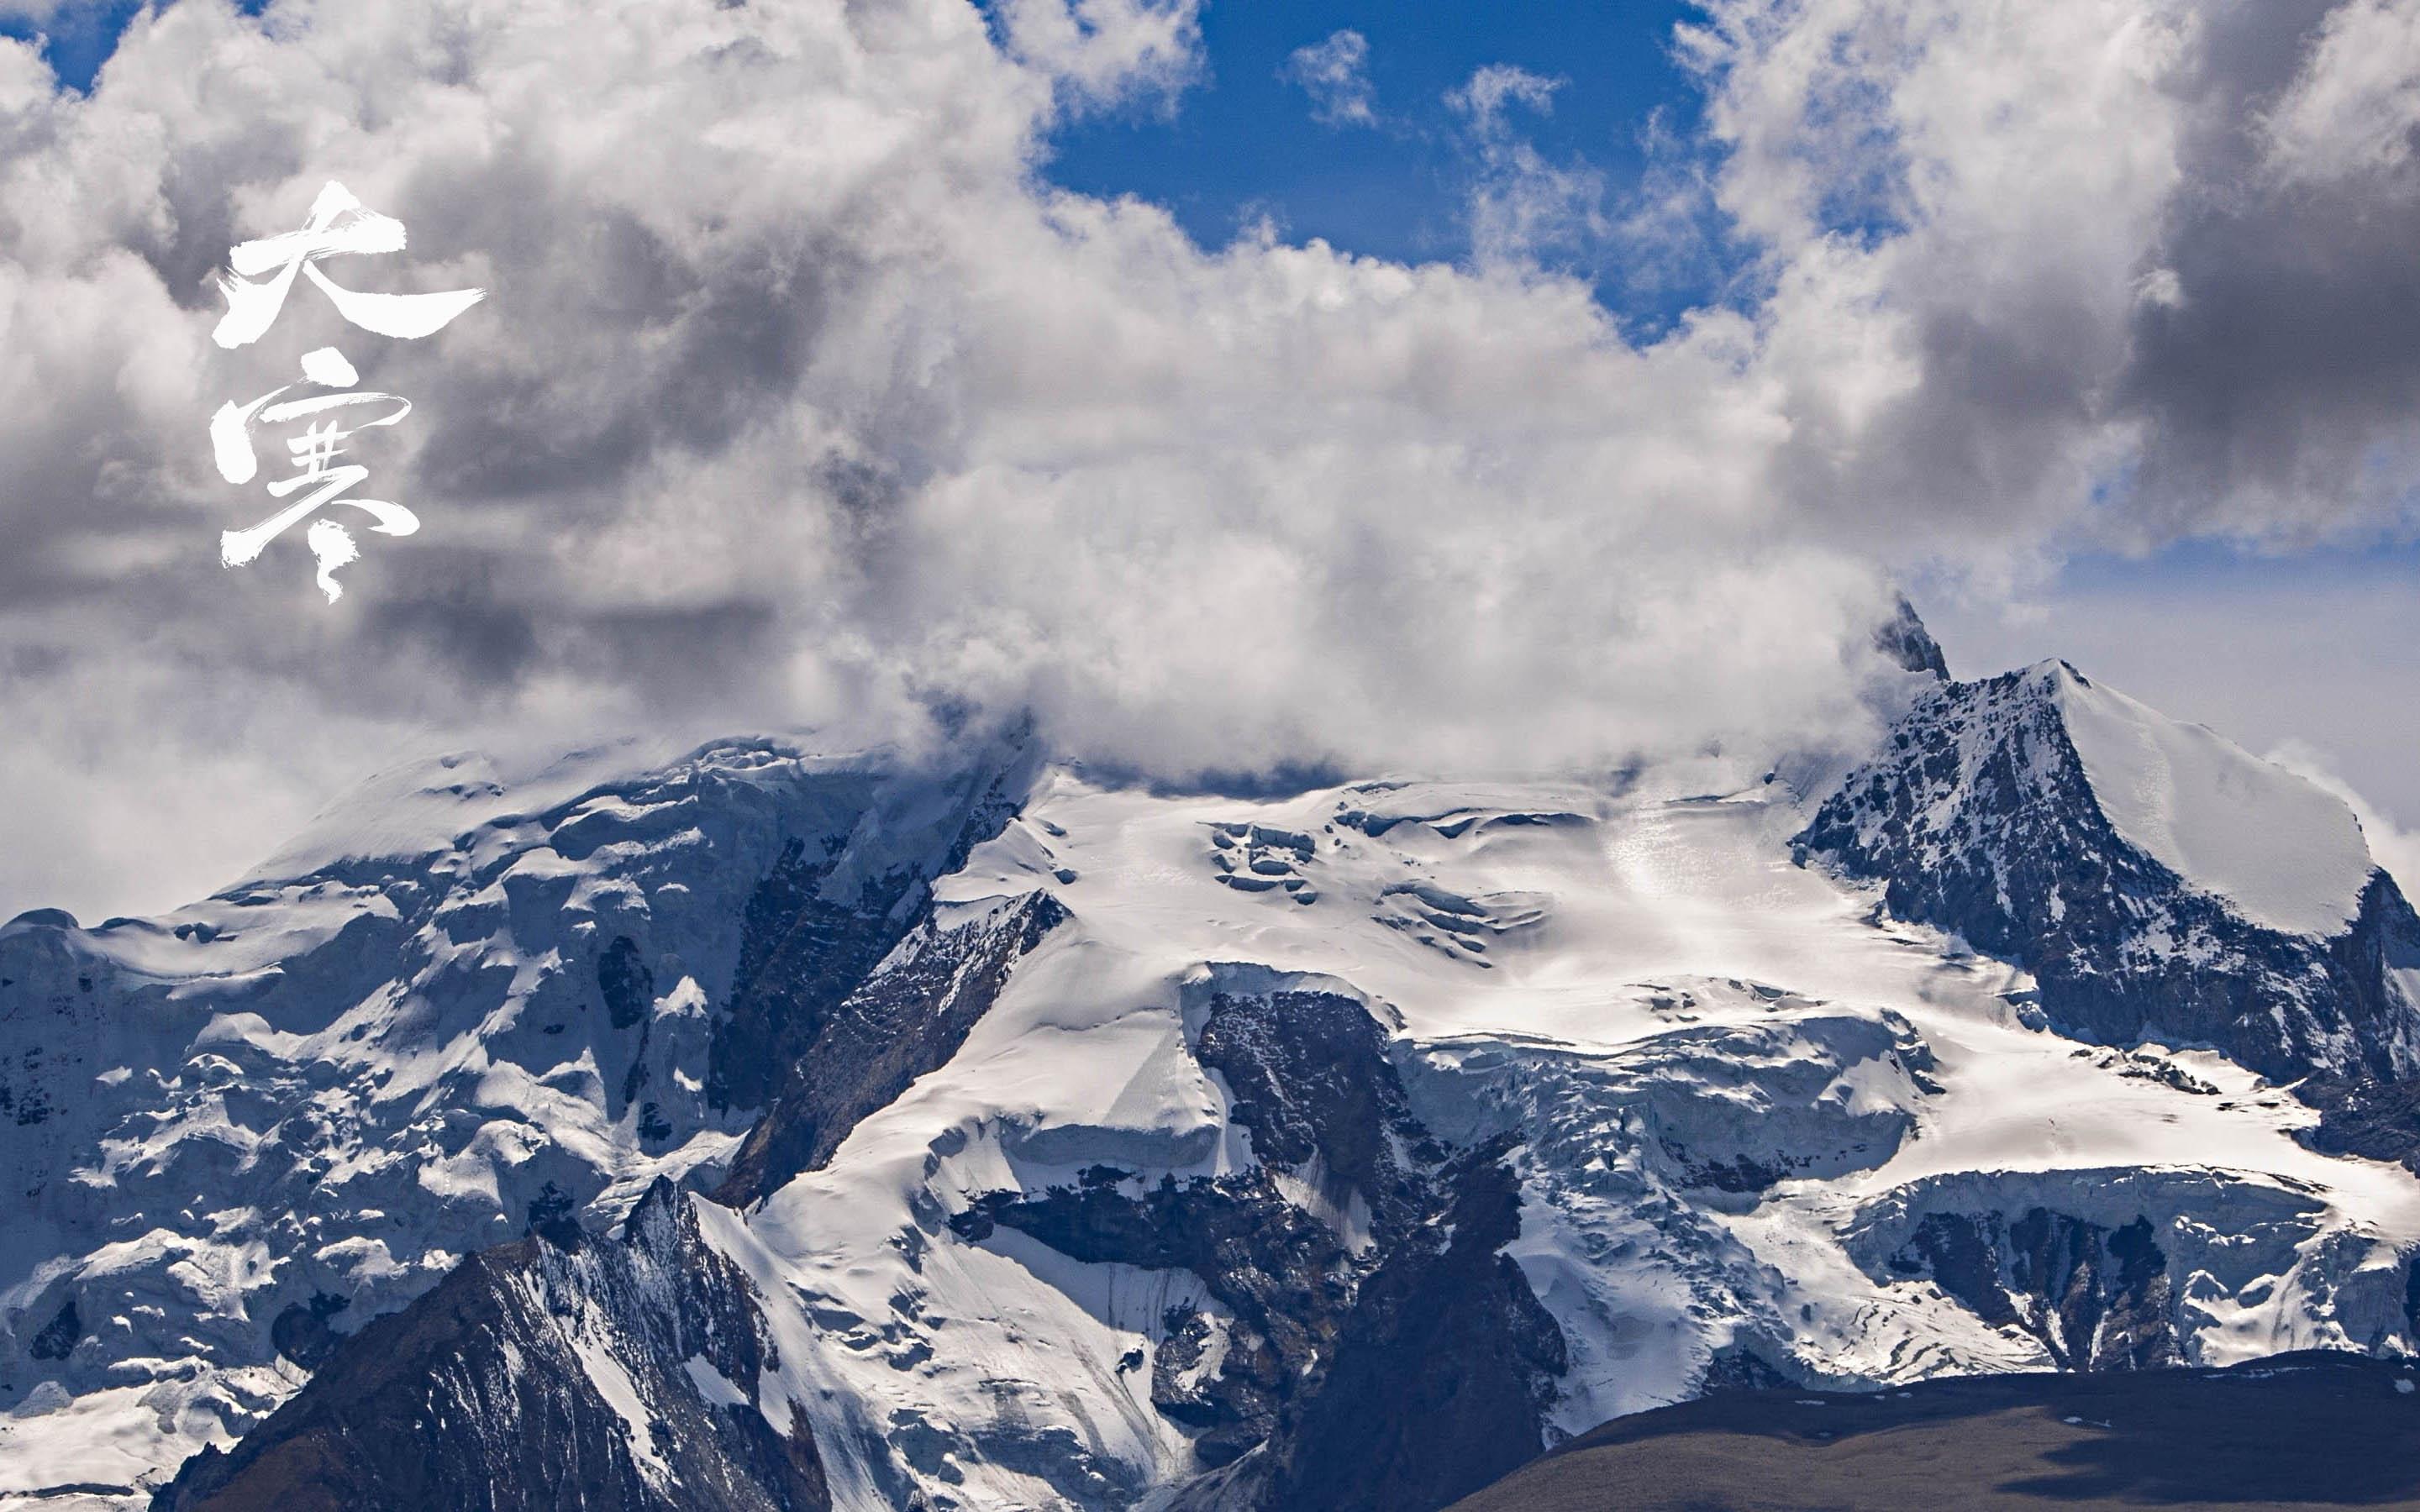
[990,0,1203,113]
[1445,63,1562,130]
[0,0,1908,918]
[2,0,2417,920]
[1281,29,1376,127]
[1444,63,1609,270]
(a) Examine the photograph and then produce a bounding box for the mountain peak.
[1873,596,1950,680]
[1799,660,2415,1081]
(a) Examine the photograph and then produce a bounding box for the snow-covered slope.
[13,661,2420,1511]
[0,736,1028,1509]
[2056,671,2373,937]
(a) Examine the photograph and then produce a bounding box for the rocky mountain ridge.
[7,644,2420,1510]
[1797,659,2420,1082]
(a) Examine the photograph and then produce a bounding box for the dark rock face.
[716,890,1069,1205]
[2,1039,54,1127]
[152,1181,828,1512]
[708,778,1021,1114]
[952,986,1565,1509]
[1885,1208,2180,1372]
[268,1294,350,1370]
[1798,664,2420,1082]
[1873,596,1950,680]
[27,1296,78,1361]
[2298,1071,2420,1173]
[598,936,655,1031]
[708,841,928,1115]
[958,1166,1358,1467]
[2294,890,2420,1155]
[598,934,670,1145]
[1255,1138,1570,1512]
[1196,987,1438,1235]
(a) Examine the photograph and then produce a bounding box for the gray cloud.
[1685,0,2420,560]
[2117,0,2420,538]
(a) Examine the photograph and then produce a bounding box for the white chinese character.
[213,181,484,349]
[212,347,419,602]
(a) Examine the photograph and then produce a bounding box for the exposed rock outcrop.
[1799,663,2420,1082]
[955,984,1568,1509]
[152,1182,827,1512]
[717,890,1068,1204]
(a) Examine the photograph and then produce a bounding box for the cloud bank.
[1683,0,2420,550]
[1,0,2415,918]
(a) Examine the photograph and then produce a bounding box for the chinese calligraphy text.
[209,181,484,602]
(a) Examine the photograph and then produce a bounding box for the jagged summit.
[1873,595,1950,680]
[5,663,2420,1512]
[1799,658,2420,1080]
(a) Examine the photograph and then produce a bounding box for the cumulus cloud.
[2,0,2417,919]
[988,0,1202,113]
[1679,0,2420,554]
[1281,29,1375,127]
[0,0,1902,916]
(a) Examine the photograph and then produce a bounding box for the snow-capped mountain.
[1798,659,2420,1082]
[10,640,2420,1511]
[0,736,1029,1504]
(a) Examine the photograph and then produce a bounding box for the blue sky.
[1039,2,1700,239]
[1031,0,1721,329]
[0,1,144,87]
[21,1,1715,318]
